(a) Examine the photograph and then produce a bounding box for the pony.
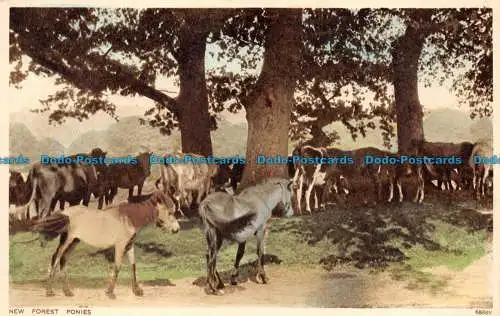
[198,177,293,295]
[30,190,180,299]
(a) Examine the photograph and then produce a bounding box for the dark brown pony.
[9,170,30,206]
[106,152,153,205]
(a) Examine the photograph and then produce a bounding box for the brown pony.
[31,190,180,299]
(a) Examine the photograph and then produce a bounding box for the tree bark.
[392,25,427,154]
[239,10,302,189]
[177,25,213,156]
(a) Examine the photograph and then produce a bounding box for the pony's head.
[151,191,180,233]
[277,179,294,218]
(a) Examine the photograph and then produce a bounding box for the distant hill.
[211,120,247,156]
[9,106,130,147]
[319,108,492,151]
[10,108,493,166]
[65,116,247,157]
[9,122,65,171]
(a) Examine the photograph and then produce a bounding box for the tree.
[10,8,236,156]
[233,9,302,188]
[208,9,398,151]
[10,8,492,164]
[291,9,492,152]
[389,8,492,153]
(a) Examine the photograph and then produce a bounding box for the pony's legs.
[58,198,65,211]
[296,173,304,214]
[304,181,315,214]
[481,166,490,197]
[418,173,425,204]
[108,185,118,204]
[373,175,381,204]
[82,188,91,207]
[138,182,143,196]
[48,233,68,281]
[205,227,222,294]
[126,246,143,296]
[320,181,330,207]
[128,186,134,199]
[106,243,126,299]
[413,167,424,204]
[388,179,394,202]
[214,231,224,289]
[46,235,75,297]
[473,167,481,200]
[255,227,268,284]
[230,242,246,285]
[60,238,80,297]
[97,195,104,209]
[397,179,404,202]
[313,188,318,210]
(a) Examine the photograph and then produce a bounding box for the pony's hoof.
[105,291,116,300]
[45,289,56,297]
[230,275,238,285]
[216,282,225,289]
[205,286,224,295]
[63,288,74,297]
[133,287,144,297]
[257,274,269,284]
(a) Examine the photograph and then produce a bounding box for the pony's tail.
[198,200,213,228]
[30,212,70,235]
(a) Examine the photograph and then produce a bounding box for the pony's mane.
[117,193,161,229]
[239,177,288,195]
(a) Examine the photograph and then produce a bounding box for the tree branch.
[16,35,180,116]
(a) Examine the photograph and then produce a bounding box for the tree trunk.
[392,25,427,154]
[239,10,302,189]
[177,26,213,156]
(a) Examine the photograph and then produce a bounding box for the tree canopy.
[10,8,492,149]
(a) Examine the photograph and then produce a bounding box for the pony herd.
[9,149,294,298]
[290,140,493,214]
[8,138,493,299]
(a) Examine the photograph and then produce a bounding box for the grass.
[385,219,487,293]
[9,216,331,288]
[9,188,491,295]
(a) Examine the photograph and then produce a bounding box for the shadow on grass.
[276,176,492,271]
[191,254,282,289]
[89,242,174,262]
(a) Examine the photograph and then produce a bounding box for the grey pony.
[198,177,294,295]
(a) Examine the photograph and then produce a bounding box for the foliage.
[10,8,492,148]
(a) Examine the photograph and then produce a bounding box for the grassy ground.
[9,184,492,294]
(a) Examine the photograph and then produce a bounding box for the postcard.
[4,3,496,316]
